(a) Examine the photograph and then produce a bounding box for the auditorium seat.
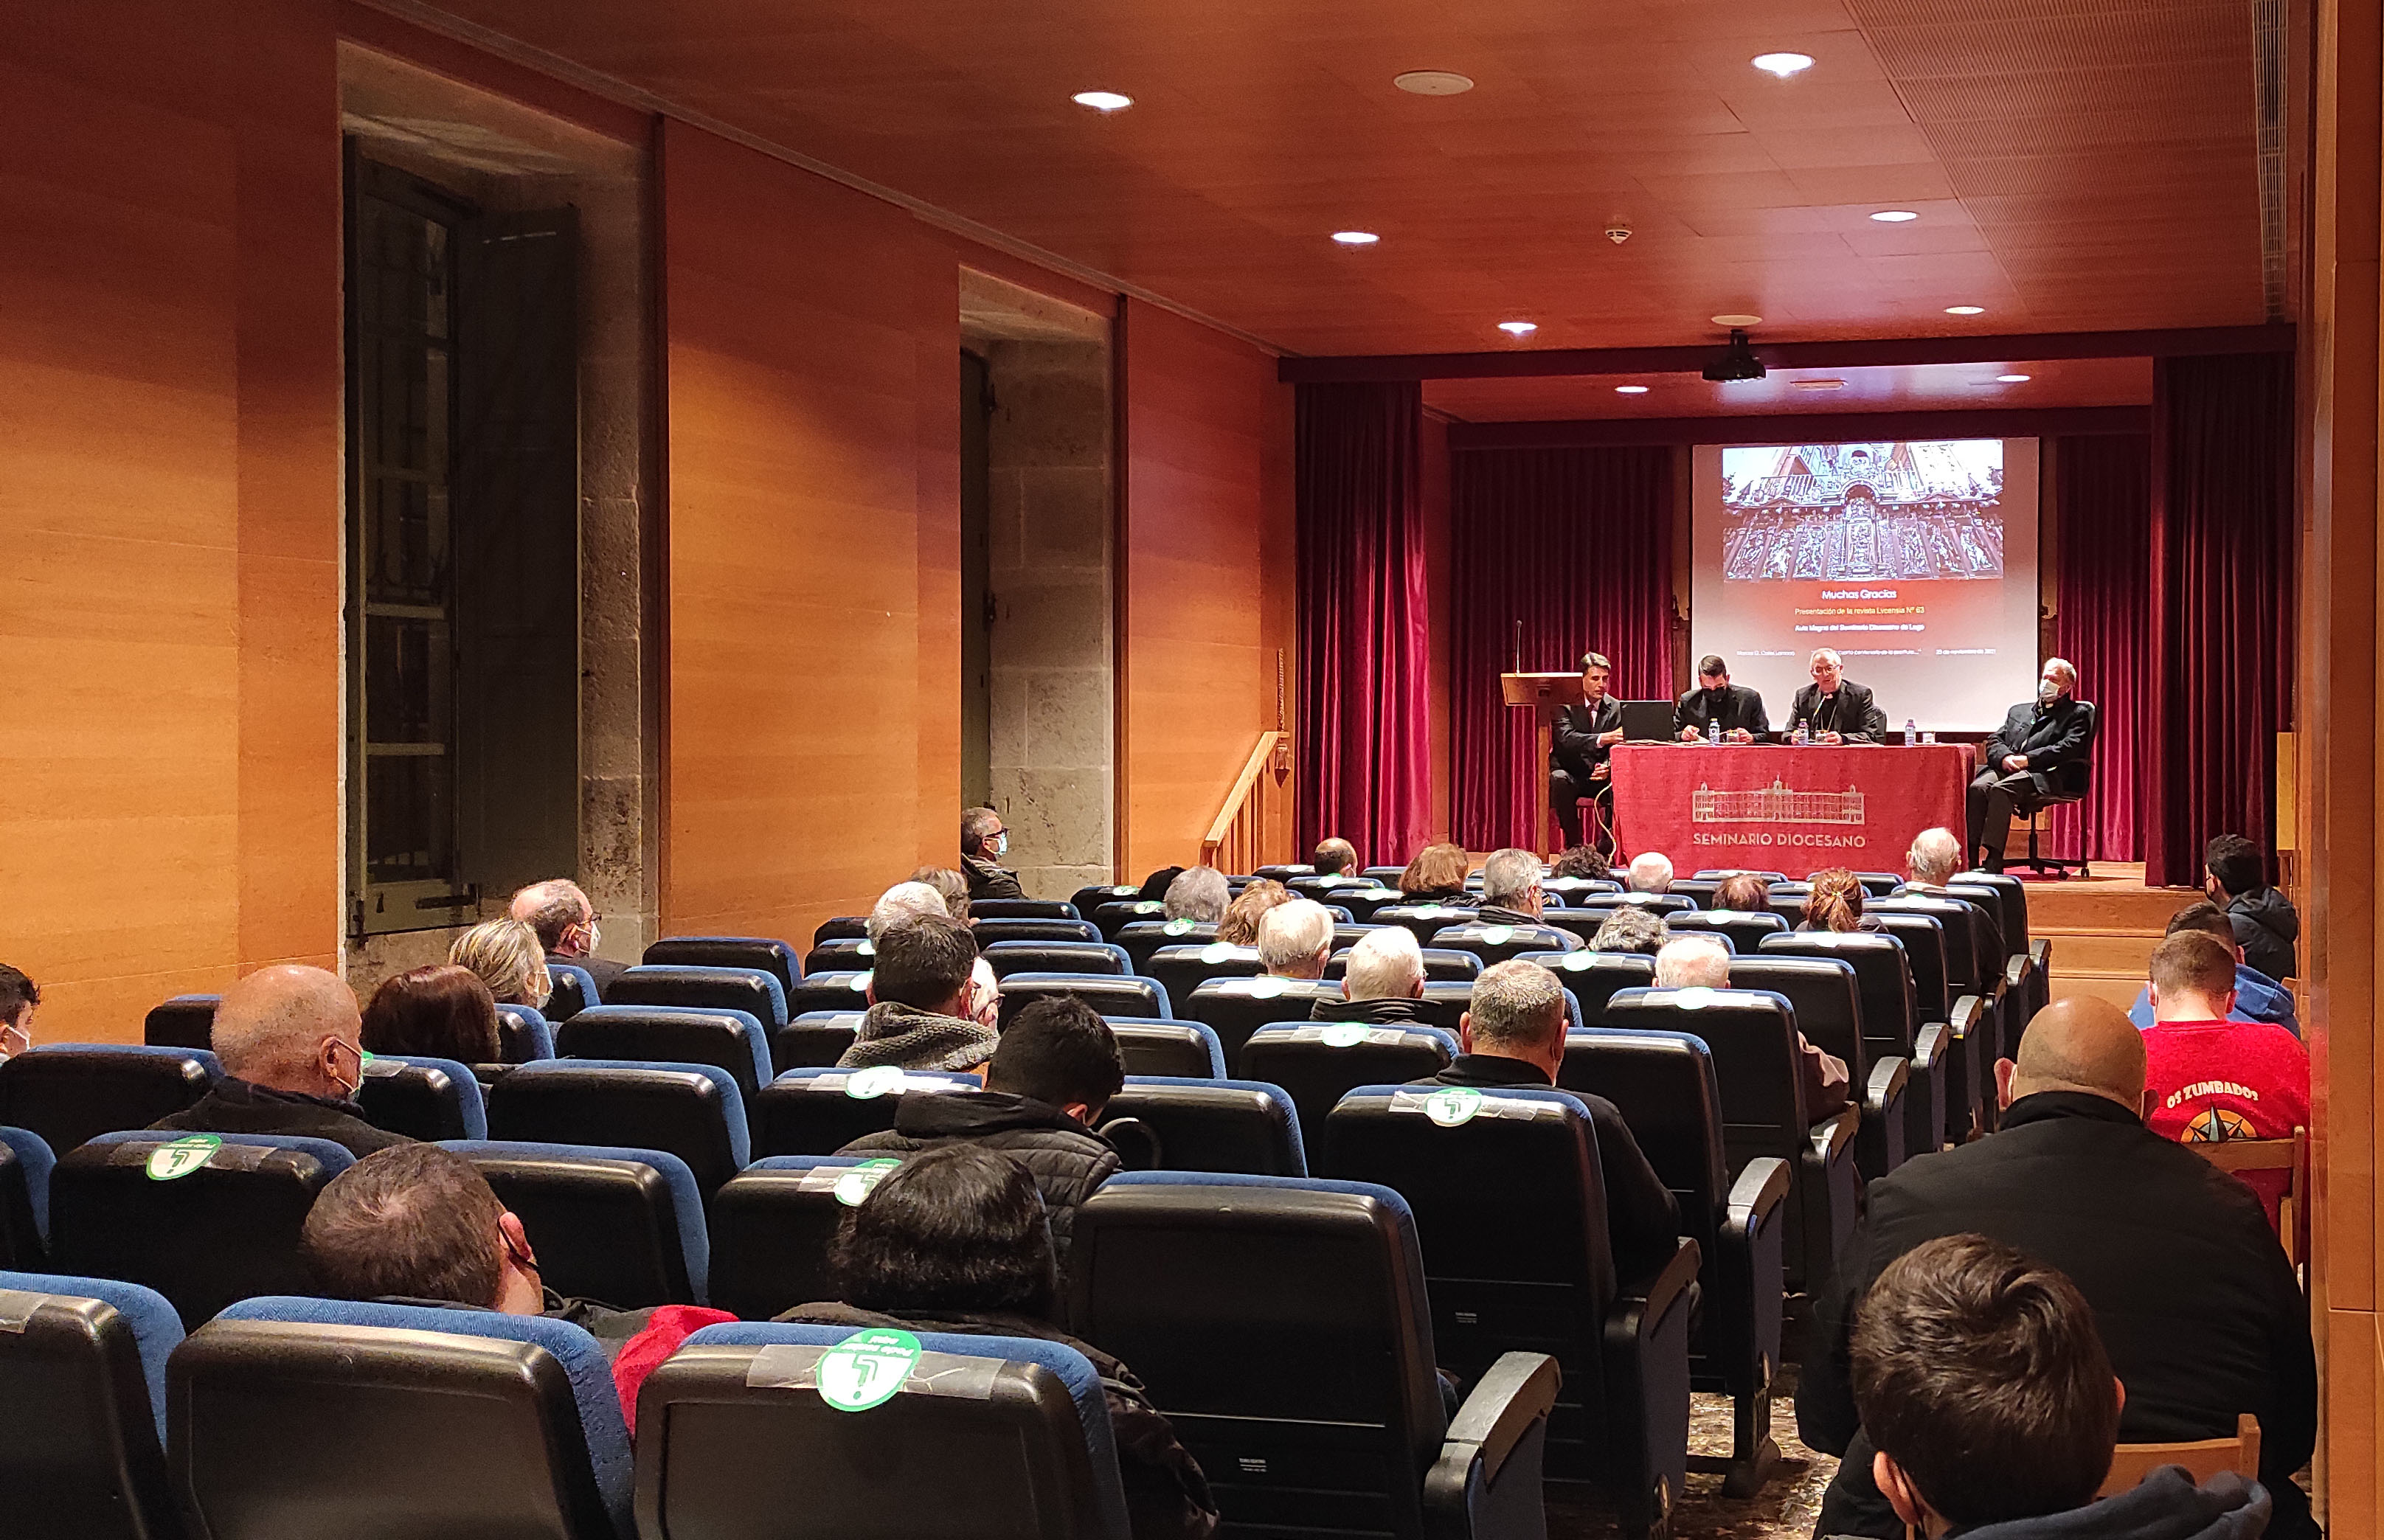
[1854,873,1905,896]
[1146,941,1263,1005]
[1543,876,1623,902]
[1286,873,1362,899]
[357,1053,489,1141]
[1429,920,1581,966]
[0,1045,220,1158]
[0,1270,181,1540]
[1602,988,1861,1298]
[1520,951,1657,1027]
[642,935,803,1001]
[706,1155,889,1320]
[484,1060,749,1198]
[1560,1030,1788,1496]
[980,940,1132,979]
[1360,865,1407,884]
[1255,864,1315,881]
[1179,977,1339,1064]
[967,898,1080,921]
[142,995,218,1052]
[1103,1019,1228,1079]
[1693,869,1789,883]
[1759,932,1945,1160]
[772,1010,864,1074]
[971,917,1103,947]
[1368,902,1481,944]
[1728,956,1910,1176]
[1239,1024,1456,1140]
[606,964,789,1041]
[1670,878,1723,909]
[1096,1078,1306,1176]
[0,1128,53,1269]
[442,1140,708,1308]
[1955,869,2032,955]
[803,937,876,975]
[747,1066,977,1158]
[1329,920,1388,951]
[50,1133,353,1328]
[543,962,600,1022]
[1114,918,1215,974]
[785,971,877,1019]
[1413,979,1488,1030]
[638,1321,1134,1540]
[1323,1085,1697,1525]
[1069,884,1140,920]
[1324,946,1481,983]
[1670,909,1789,955]
[1866,911,1985,1142]
[1089,898,1171,940]
[188,1297,631,1540]
[1331,887,1413,923]
[810,916,869,948]
[1069,1172,1560,1539]
[996,973,1169,1026]
[497,1003,557,1063]
[557,1005,775,1098]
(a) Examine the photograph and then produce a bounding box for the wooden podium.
[1503,671,1584,856]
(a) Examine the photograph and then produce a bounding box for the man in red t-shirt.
[2141,930,2310,1229]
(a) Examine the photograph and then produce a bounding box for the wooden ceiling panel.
[1422,355,2154,420]
[421,0,2266,353]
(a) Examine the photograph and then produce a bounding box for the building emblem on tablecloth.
[1692,780,1866,825]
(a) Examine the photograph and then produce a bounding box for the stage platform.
[2019,863,2199,1010]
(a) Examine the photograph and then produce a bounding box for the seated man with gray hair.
[509,878,623,994]
[869,880,951,940]
[1310,927,1430,1024]
[1590,906,1671,955]
[1410,960,1680,1281]
[1967,656,2093,874]
[150,965,409,1159]
[1900,828,1965,892]
[1656,935,1851,1117]
[1162,867,1231,925]
[1474,847,1547,927]
[1625,852,1674,895]
[1255,898,1334,980]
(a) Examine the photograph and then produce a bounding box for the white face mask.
[992,833,1008,858]
[2037,679,2061,703]
[582,920,601,956]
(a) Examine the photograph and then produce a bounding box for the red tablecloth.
[1607,743,1977,878]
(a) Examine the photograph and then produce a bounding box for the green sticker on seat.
[1163,918,1195,936]
[1423,1087,1482,1127]
[845,1066,906,1100]
[1320,1023,1368,1047]
[834,1157,901,1207]
[817,1328,921,1412]
[1134,901,1164,915]
[146,1134,220,1182]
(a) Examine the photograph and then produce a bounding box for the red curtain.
[1448,445,1675,850]
[2046,435,2152,861]
[2144,353,2296,886]
[1295,382,1433,865]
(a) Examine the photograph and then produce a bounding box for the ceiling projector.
[1702,328,1767,383]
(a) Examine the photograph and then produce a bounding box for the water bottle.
[1903,718,1918,747]
[1708,716,1721,746]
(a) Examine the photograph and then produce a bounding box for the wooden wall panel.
[1120,300,1295,878]
[662,120,960,944]
[0,1,342,1046]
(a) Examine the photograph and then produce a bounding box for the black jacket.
[1412,1055,1683,1285]
[774,1302,1219,1540]
[562,954,627,998]
[1785,680,1889,743]
[1907,1468,2271,1540]
[2225,887,2301,984]
[1674,683,1770,738]
[1798,1092,2317,1540]
[1309,996,1432,1024]
[839,1090,1120,1260]
[963,851,1025,901]
[1472,903,1545,929]
[148,1076,412,1160]
[1551,696,1624,780]
[1982,696,2095,797]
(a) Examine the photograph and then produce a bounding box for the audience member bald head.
[1995,997,2146,1114]
[869,880,951,940]
[212,965,367,1100]
[1256,898,1334,979]
[1654,935,1732,991]
[509,878,597,957]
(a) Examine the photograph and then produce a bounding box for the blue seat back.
[358,1053,489,1141]
[1522,951,1658,1027]
[972,918,1103,948]
[785,971,878,1020]
[1323,946,1480,983]
[558,1005,775,1098]
[706,1156,890,1321]
[1559,1030,1730,1264]
[442,1140,708,1309]
[485,1059,749,1196]
[803,937,877,976]
[1669,909,1789,957]
[1103,1021,1227,1079]
[497,1003,557,1063]
[1180,977,1340,1063]
[811,916,869,948]
[544,962,600,1022]
[996,974,1168,1027]
[1146,943,1263,1008]
[1865,912,1952,1021]
[142,995,218,1051]
[1368,903,1481,945]
[642,936,803,1000]
[748,1067,978,1158]
[980,940,1131,979]
[1239,1026,1456,1144]
[967,898,1081,922]
[1115,919,1216,974]
[1098,1078,1306,1177]
[607,964,789,1032]
[1428,920,1580,965]
[1728,955,1868,1075]
[772,1010,868,1075]
[1089,899,1171,941]
[0,1045,220,1157]
[1068,886,1141,923]
[0,1269,181,1536]
[1604,989,1812,1167]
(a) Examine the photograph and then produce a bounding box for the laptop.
[1618,700,1676,742]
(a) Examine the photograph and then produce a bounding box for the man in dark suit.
[1784,648,1888,743]
[1674,653,1769,742]
[1967,658,2094,873]
[1796,997,2318,1540]
[1549,650,1624,850]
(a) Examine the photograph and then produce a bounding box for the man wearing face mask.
[509,878,622,995]
[148,964,410,1159]
[961,805,1025,901]
[1966,657,2094,874]
[0,964,37,1062]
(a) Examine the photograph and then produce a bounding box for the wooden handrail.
[1201,731,1292,871]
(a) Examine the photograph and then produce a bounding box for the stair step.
[2048,973,2142,1010]
[2035,932,2160,973]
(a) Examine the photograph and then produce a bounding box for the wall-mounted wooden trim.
[335,1,654,143]
[1447,405,2151,451]
[1283,325,2295,384]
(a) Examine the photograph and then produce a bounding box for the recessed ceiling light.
[1071,90,1133,112]
[1793,379,1846,391]
[1394,70,1475,95]
[1751,52,1815,77]
[1996,373,2032,383]
[1945,305,1986,316]
[1498,320,1537,336]
[1331,230,1380,246]
[1711,312,1763,327]
[1615,384,1651,395]
[1869,209,1919,223]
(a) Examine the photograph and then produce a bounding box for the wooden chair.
[2191,1127,2309,1269]
[2096,1413,2259,1498]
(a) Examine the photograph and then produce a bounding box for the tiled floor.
[1545,1374,1838,1540]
